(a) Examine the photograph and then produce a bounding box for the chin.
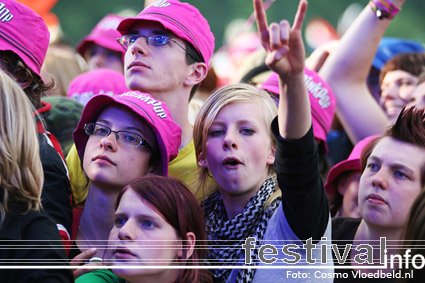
[112,267,140,279]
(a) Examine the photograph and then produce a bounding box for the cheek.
[399,86,416,100]
[108,227,119,242]
[205,141,219,163]
[82,140,95,170]
[128,152,152,175]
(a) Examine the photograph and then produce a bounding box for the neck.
[221,195,251,220]
[220,176,268,219]
[352,219,402,270]
[78,183,122,255]
[355,220,402,244]
[149,88,193,149]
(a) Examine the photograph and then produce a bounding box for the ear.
[337,177,348,195]
[183,62,208,87]
[198,152,208,168]
[182,232,196,259]
[266,145,275,165]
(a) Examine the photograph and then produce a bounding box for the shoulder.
[76,269,124,283]
[332,217,361,241]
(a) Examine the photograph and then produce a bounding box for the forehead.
[117,189,164,217]
[371,137,425,170]
[382,70,418,85]
[97,105,153,134]
[98,104,142,124]
[215,101,266,122]
[117,189,144,211]
[130,21,170,35]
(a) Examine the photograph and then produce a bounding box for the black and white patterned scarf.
[203,177,282,283]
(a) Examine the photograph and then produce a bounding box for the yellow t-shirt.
[66,141,214,205]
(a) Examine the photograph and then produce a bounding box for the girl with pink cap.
[77,14,126,73]
[69,92,181,277]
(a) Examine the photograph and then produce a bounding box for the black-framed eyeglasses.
[84,123,154,151]
[116,34,198,61]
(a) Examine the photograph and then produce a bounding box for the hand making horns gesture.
[254,0,308,80]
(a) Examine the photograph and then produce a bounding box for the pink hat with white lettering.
[117,0,215,67]
[324,135,378,197]
[77,14,125,57]
[260,68,336,152]
[68,69,130,105]
[0,0,49,78]
[73,91,182,176]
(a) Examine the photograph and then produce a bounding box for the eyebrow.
[369,155,415,175]
[96,120,145,135]
[114,212,161,222]
[130,30,168,36]
[211,119,262,129]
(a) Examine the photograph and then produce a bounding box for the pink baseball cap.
[260,68,336,152]
[324,135,378,197]
[77,14,125,57]
[68,69,130,105]
[73,91,182,176]
[117,0,215,67]
[0,0,49,78]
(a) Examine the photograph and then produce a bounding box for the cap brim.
[324,159,361,197]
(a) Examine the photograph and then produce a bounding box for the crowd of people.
[1,0,425,282]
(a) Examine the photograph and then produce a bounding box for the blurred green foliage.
[52,0,424,53]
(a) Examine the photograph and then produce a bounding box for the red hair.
[116,175,212,283]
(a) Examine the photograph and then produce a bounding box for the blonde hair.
[41,45,88,97]
[193,83,278,196]
[0,70,43,224]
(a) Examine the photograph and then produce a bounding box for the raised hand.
[254,0,307,80]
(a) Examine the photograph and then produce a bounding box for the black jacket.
[0,202,73,282]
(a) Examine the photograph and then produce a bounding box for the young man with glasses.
[67,0,215,204]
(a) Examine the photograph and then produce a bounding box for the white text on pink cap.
[120,92,168,118]
[305,74,331,108]
[0,3,14,22]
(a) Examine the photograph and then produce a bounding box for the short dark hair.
[360,107,425,188]
[184,41,204,101]
[379,52,425,87]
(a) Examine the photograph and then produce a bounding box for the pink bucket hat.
[117,0,215,67]
[73,91,182,176]
[0,0,49,78]
[68,69,130,105]
[77,14,125,57]
[260,68,336,152]
[324,135,379,197]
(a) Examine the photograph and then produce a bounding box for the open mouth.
[222,157,242,168]
[224,159,240,165]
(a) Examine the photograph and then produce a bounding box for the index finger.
[254,0,270,45]
[292,0,308,31]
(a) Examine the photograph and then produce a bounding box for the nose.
[380,83,399,102]
[130,37,149,56]
[222,130,238,150]
[371,168,389,190]
[90,53,106,70]
[100,133,118,152]
[118,220,136,241]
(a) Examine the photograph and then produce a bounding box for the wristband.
[369,0,400,20]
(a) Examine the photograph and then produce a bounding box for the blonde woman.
[193,1,332,281]
[0,70,73,281]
